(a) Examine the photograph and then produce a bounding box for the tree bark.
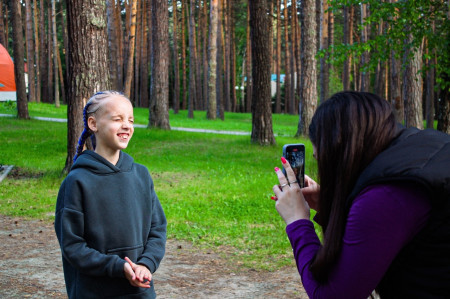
[39,0,48,103]
[207,0,219,120]
[360,3,370,92]
[297,0,318,136]
[290,1,296,112]
[149,0,170,129]
[249,0,276,145]
[425,46,435,129]
[140,0,149,108]
[9,0,29,119]
[283,0,291,114]
[123,0,137,98]
[25,0,36,103]
[202,0,208,112]
[181,0,187,110]
[319,0,329,104]
[173,0,180,113]
[275,0,281,113]
[342,5,353,90]
[56,43,66,104]
[64,0,111,172]
[245,5,252,114]
[223,0,230,111]
[0,2,6,47]
[33,0,41,103]
[230,0,237,113]
[187,0,197,118]
[52,0,59,108]
[133,0,141,106]
[402,41,423,129]
[116,1,124,90]
[390,50,403,123]
[47,1,53,103]
[216,3,224,120]
[106,0,119,89]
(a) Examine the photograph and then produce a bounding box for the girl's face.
[89,95,134,154]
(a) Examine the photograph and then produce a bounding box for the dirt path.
[0,215,307,298]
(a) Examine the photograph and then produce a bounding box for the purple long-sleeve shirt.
[286,182,431,299]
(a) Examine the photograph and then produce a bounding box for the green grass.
[0,103,319,270]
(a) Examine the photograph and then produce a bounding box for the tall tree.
[106,0,119,89]
[360,3,370,91]
[64,0,111,172]
[297,0,318,136]
[181,0,187,110]
[342,5,353,90]
[230,0,237,112]
[402,41,423,129]
[25,0,36,103]
[52,0,59,107]
[283,0,291,114]
[249,0,276,145]
[319,0,329,104]
[33,0,41,102]
[123,0,137,98]
[9,0,29,119]
[187,0,197,117]
[40,0,48,103]
[139,0,149,108]
[0,2,6,47]
[173,0,180,114]
[274,0,281,113]
[149,0,170,129]
[47,1,53,103]
[207,0,219,120]
[223,0,231,111]
[245,4,252,113]
[201,0,208,112]
[116,1,124,90]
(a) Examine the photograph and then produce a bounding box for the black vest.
[347,127,450,298]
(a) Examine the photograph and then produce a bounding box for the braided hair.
[73,91,130,162]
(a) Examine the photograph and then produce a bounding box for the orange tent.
[0,43,16,101]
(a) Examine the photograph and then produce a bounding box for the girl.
[272,91,450,298]
[55,91,167,298]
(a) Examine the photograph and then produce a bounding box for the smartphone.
[282,144,305,188]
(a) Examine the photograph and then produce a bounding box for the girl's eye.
[129,120,134,124]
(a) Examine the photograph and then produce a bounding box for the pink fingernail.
[281,157,287,164]
[271,196,278,201]
[274,167,280,172]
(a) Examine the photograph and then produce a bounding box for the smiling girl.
[55,91,167,298]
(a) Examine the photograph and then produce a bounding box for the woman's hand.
[302,174,320,212]
[124,257,152,288]
[272,158,311,225]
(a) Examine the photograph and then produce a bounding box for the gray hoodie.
[55,150,166,298]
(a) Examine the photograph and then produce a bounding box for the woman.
[272,91,450,298]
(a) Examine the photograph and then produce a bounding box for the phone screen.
[282,144,305,188]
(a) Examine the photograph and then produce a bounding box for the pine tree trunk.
[52,0,59,107]
[40,0,48,103]
[47,1,53,103]
[249,0,276,145]
[360,3,370,92]
[223,0,230,112]
[9,0,29,119]
[202,0,208,112]
[297,0,318,136]
[245,5,252,113]
[181,0,187,110]
[149,0,170,129]
[25,0,36,103]
[140,0,149,108]
[342,5,353,90]
[207,0,219,120]
[64,0,111,172]
[425,46,435,129]
[145,1,152,109]
[116,1,124,90]
[0,2,6,47]
[289,1,295,114]
[319,0,329,104]
[33,0,40,102]
[283,0,291,114]
[402,41,423,129]
[390,50,403,122]
[294,5,301,111]
[194,2,203,111]
[133,0,141,106]
[106,0,119,89]
[217,1,224,120]
[275,0,281,113]
[57,44,66,104]
[123,0,137,98]
[173,0,180,113]
[187,0,196,117]
[230,0,237,113]
[60,0,69,97]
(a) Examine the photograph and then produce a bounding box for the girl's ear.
[87,116,97,133]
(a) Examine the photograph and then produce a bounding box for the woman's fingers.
[280,157,299,186]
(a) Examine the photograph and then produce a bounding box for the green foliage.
[325,0,450,90]
[0,106,319,270]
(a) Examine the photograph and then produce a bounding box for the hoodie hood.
[71,150,134,174]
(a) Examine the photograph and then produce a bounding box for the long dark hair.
[308,91,398,282]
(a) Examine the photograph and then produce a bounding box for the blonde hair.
[73,91,130,162]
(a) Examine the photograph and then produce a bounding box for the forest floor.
[0,215,308,298]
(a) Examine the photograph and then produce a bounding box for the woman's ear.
[87,116,97,133]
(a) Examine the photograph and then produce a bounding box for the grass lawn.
[0,102,319,270]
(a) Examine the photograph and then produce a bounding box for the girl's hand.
[124,257,152,288]
[302,174,320,212]
[272,158,310,225]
